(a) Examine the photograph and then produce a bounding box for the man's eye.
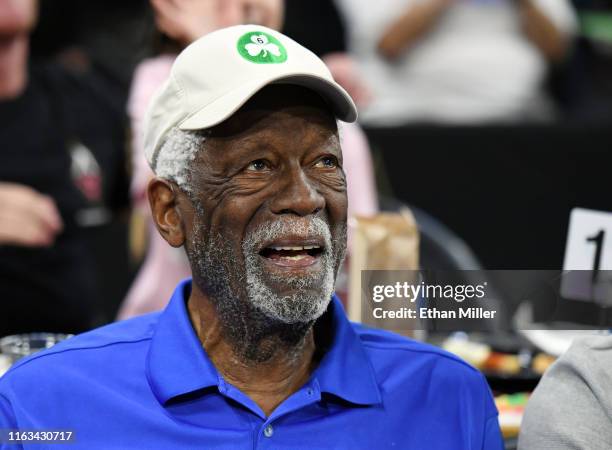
[246,159,270,171]
[314,156,338,169]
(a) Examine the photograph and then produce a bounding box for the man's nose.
[269,166,325,216]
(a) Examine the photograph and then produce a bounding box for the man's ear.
[148,178,188,248]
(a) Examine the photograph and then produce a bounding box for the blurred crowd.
[1,0,611,336]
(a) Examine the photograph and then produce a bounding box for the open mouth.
[259,243,324,268]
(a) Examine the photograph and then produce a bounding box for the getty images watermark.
[358,270,612,332]
[372,279,493,320]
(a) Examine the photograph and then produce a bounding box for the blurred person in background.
[118,0,377,319]
[518,334,612,449]
[335,0,577,125]
[281,0,373,109]
[0,0,128,335]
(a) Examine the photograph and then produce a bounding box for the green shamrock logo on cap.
[237,31,287,64]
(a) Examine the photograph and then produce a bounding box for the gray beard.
[242,217,337,324]
[186,212,346,363]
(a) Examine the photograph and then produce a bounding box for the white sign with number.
[562,208,612,304]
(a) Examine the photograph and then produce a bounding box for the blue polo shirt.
[0,279,502,449]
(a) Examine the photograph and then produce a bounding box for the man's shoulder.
[532,334,612,398]
[519,335,612,449]
[350,322,484,381]
[0,313,160,388]
[531,334,612,398]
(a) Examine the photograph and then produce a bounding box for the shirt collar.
[146,279,220,405]
[312,297,382,406]
[146,279,382,406]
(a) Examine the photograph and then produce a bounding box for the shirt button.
[307,388,314,395]
[263,424,274,438]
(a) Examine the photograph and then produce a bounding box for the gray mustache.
[242,217,333,253]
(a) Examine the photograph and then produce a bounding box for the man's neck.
[187,283,317,416]
[0,35,28,100]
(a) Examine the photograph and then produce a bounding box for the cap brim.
[178,73,357,131]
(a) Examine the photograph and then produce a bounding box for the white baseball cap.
[144,24,358,171]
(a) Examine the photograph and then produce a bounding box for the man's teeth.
[282,254,308,260]
[270,245,320,250]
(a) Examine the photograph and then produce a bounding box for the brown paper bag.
[348,209,420,333]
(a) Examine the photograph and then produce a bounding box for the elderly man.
[0,26,503,449]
